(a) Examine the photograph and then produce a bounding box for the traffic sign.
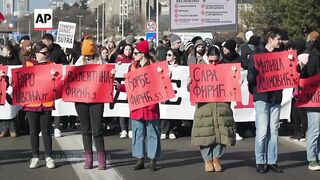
[146,32,157,46]
[145,20,157,32]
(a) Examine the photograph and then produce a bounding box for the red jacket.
[118,60,160,120]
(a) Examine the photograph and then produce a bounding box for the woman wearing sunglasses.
[159,49,180,140]
[24,41,55,169]
[115,40,161,171]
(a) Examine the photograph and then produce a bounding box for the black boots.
[149,159,157,171]
[133,158,145,170]
[132,158,157,171]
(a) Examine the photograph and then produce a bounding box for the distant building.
[3,0,14,15]
[50,0,64,10]
[17,0,30,17]
[87,0,154,33]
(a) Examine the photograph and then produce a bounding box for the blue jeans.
[200,144,226,161]
[131,119,161,159]
[306,111,320,162]
[254,101,281,164]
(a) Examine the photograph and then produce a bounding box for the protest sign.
[124,61,175,111]
[62,64,115,103]
[56,21,76,49]
[254,51,299,92]
[189,63,241,103]
[11,64,63,105]
[295,74,320,107]
[0,66,8,105]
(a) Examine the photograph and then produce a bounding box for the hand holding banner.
[189,63,242,103]
[11,64,63,105]
[124,61,175,111]
[62,64,115,103]
[295,74,320,107]
[0,66,8,105]
[254,50,299,92]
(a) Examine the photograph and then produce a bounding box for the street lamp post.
[96,8,99,44]
[76,15,83,41]
[102,0,105,44]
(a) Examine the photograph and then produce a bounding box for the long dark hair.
[3,43,17,57]
[119,44,133,58]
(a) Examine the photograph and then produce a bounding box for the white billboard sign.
[170,0,237,31]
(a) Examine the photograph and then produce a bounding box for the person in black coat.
[41,33,68,65]
[247,27,284,174]
[221,39,242,64]
[297,38,320,171]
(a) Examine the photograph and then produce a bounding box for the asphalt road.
[0,131,319,180]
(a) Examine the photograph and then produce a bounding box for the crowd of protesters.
[0,26,320,173]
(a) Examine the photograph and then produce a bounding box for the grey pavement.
[0,132,319,180]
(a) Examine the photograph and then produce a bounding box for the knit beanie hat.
[135,40,150,54]
[184,41,194,51]
[204,38,214,48]
[81,37,96,56]
[245,30,254,42]
[195,39,207,48]
[191,36,202,45]
[223,39,237,52]
[126,34,135,45]
[170,34,181,46]
[248,35,260,46]
[308,31,319,42]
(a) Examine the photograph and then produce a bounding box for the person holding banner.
[115,40,161,171]
[188,46,236,173]
[74,36,107,170]
[247,27,284,173]
[0,43,20,138]
[297,37,320,171]
[23,41,55,169]
[42,33,69,138]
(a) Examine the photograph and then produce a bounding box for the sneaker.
[46,157,55,169]
[308,161,320,171]
[39,132,42,137]
[300,134,306,141]
[169,133,176,139]
[236,133,243,141]
[128,130,132,138]
[290,134,300,141]
[120,130,127,138]
[160,134,166,140]
[54,129,62,138]
[29,158,40,169]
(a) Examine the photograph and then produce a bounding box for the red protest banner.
[11,64,63,105]
[254,50,299,93]
[124,61,175,111]
[0,66,8,105]
[189,63,242,103]
[295,74,320,107]
[62,64,115,103]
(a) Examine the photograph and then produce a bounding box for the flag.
[0,12,5,23]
